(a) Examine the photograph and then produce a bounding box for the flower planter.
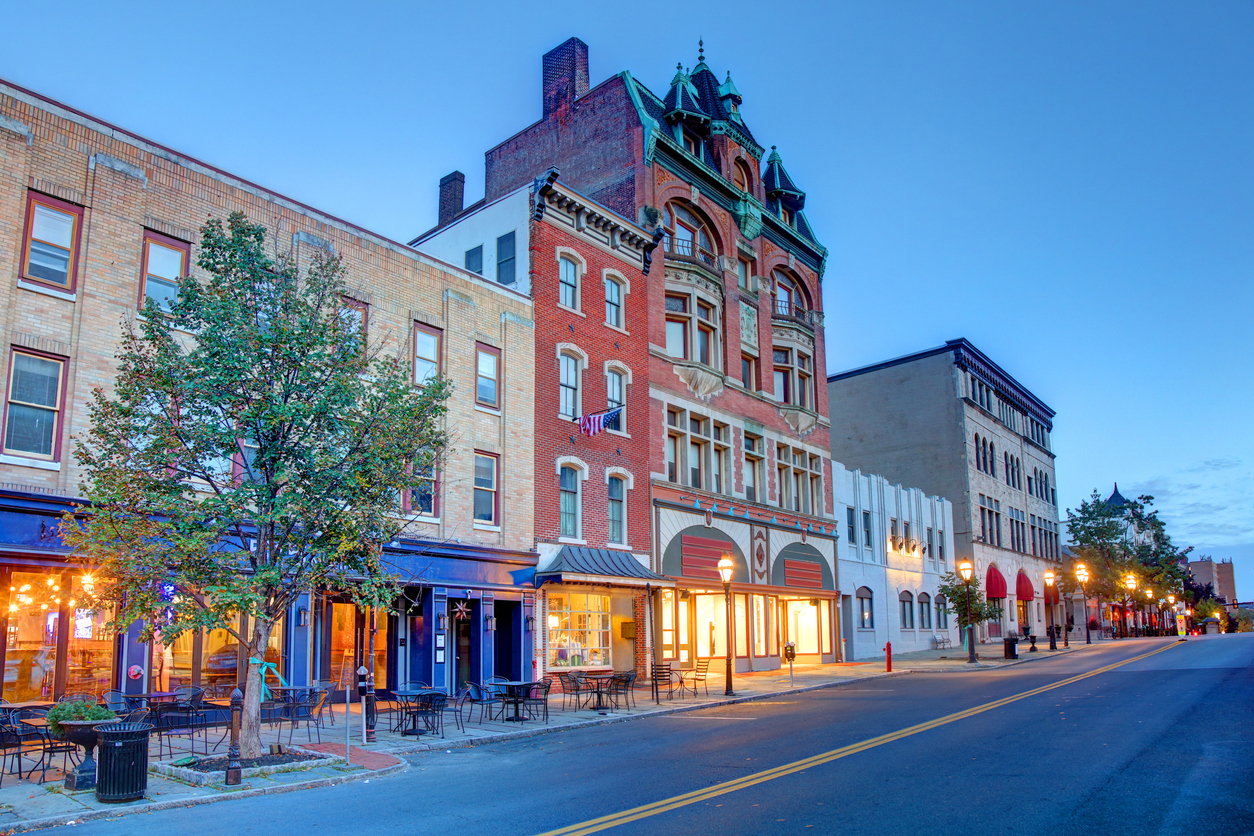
[58,719,112,791]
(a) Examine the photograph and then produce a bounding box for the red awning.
[1016,570,1035,601]
[986,565,1007,598]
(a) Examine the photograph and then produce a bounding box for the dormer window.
[683,131,700,156]
[780,206,793,226]
[733,159,753,194]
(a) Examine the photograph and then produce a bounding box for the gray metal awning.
[535,546,674,589]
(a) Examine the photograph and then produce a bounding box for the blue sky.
[3,1,1251,598]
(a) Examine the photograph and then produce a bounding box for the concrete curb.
[5,755,408,833]
[901,644,1084,673]
[376,670,913,755]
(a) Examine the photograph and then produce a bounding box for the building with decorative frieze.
[421,38,841,671]
[827,339,1063,645]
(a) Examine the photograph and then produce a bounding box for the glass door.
[5,571,61,701]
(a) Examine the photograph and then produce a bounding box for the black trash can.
[1003,637,1019,660]
[96,722,153,803]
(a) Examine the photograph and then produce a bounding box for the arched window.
[918,592,932,630]
[974,433,981,472]
[559,256,580,310]
[899,591,915,629]
[604,275,623,328]
[773,271,810,317]
[607,476,626,544]
[559,466,580,538]
[989,443,996,478]
[663,203,716,267]
[559,352,580,418]
[935,595,949,629]
[733,159,753,193]
[857,587,874,629]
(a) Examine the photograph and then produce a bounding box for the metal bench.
[932,635,953,650]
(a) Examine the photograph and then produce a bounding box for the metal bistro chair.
[102,690,128,713]
[651,661,677,700]
[524,678,552,724]
[683,659,711,698]
[59,693,97,704]
[0,711,27,788]
[160,687,208,758]
[413,692,448,739]
[464,683,503,724]
[285,690,330,746]
[607,672,637,712]
[15,709,77,784]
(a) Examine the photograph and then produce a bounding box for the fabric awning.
[536,546,673,588]
[986,565,1007,598]
[1016,570,1035,601]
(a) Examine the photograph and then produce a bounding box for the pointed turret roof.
[718,71,742,104]
[1106,483,1130,508]
[763,145,805,207]
[662,63,708,121]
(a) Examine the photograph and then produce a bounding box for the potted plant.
[46,700,117,791]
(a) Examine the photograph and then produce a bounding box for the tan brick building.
[0,78,535,701]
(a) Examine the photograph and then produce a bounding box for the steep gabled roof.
[1106,483,1130,508]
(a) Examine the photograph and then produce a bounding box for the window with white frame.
[743,432,763,502]
[775,443,822,514]
[607,475,626,544]
[559,352,580,418]
[919,592,932,629]
[141,232,188,313]
[862,511,872,550]
[605,367,625,432]
[605,274,624,328]
[771,345,813,408]
[847,507,856,545]
[559,465,580,539]
[936,595,949,628]
[474,452,499,525]
[899,591,915,629]
[559,255,579,310]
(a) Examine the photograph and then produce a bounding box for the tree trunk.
[239,617,273,759]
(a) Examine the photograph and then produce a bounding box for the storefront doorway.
[452,600,474,692]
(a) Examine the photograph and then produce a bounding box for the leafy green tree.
[1233,608,1253,633]
[61,213,450,757]
[937,572,1000,635]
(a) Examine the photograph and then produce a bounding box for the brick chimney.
[542,37,590,118]
[438,171,465,227]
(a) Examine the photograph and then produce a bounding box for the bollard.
[883,641,892,672]
[225,687,243,786]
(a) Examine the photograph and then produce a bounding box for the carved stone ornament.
[673,362,725,400]
[740,300,758,349]
[772,324,814,351]
[691,184,701,204]
[733,198,763,240]
[779,406,819,436]
[665,267,724,302]
[751,526,768,581]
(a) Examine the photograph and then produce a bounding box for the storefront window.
[768,596,778,656]
[820,601,832,654]
[987,599,1005,638]
[370,613,388,691]
[547,593,610,668]
[202,614,243,689]
[734,595,748,658]
[151,627,194,691]
[752,595,767,657]
[66,575,113,697]
[786,600,820,654]
[695,594,727,658]
[660,590,675,661]
[1016,600,1032,632]
[6,571,60,701]
[329,603,357,690]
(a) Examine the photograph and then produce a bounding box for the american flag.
[577,407,623,437]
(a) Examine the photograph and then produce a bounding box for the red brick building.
[419,39,842,674]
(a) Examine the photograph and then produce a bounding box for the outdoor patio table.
[495,682,535,722]
[584,675,616,711]
[391,689,439,736]
[2,700,54,710]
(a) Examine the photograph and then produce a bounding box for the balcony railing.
[772,298,823,330]
[663,235,718,269]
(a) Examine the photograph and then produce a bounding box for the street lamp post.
[1045,570,1057,651]
[1124,574,1137,639]
[959,560,976,664]
[1075,563,1091,645]
[1144,589,1154,636]
[717,556,735,696]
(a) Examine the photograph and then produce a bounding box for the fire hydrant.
[883,641,892,672]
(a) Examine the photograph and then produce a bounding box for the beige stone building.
[827,339,1064,646]
[0,78,535,701]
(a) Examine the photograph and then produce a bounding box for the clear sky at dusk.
[3,1,1251,596]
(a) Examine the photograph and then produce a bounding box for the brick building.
[415,171,671,680]
[420,38,842,673]
[0,78,536,701]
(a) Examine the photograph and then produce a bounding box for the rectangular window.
[22,193,82,290]
[608,477,625,544]
[476,344,501,409]
[605,277,622,327]
[338,298,368,355]
[666,435,679,482]
[559,257,579,309]
[688,440,704,488]
[920,601,931,630]
[605,369,624,432]
[712,447,724,494]
[665,320,688,359]
[741,354,755,390]
[737,258,750,290]
[141,233,188,312]
[863,511,872,549]
[547,592,611,668]
[496,232,516,285]
[859,595,873,629]
[413,323,442,384]
[409,463,438,517]
[559,466,579,538]
[473,452,499,524]
[847,507,856,544]
[903,521,911,545]
[559,353,579,417]
[3,351,66,460]
[927,528,934,560]
[744,456,758,503]
[938,531,945,563]
[464,245,483,275]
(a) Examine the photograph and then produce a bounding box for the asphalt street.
[53,634,1254,836]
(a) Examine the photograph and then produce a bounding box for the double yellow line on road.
[538,641,1179,836]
